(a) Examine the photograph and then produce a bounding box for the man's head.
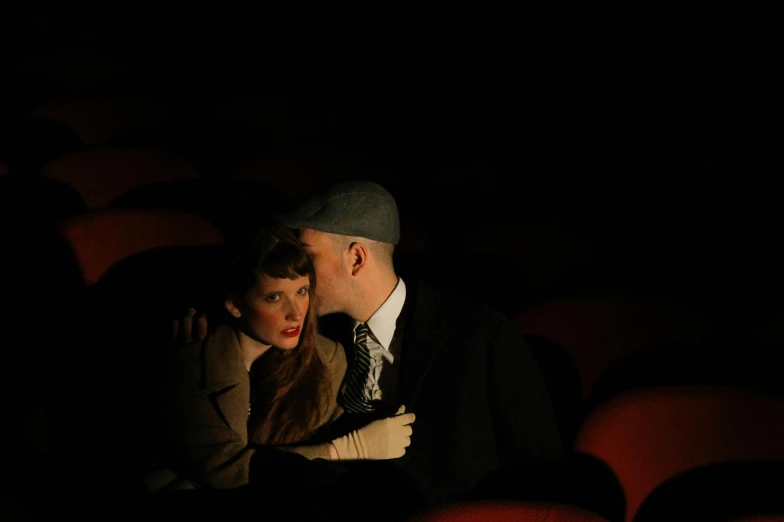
[276,181,400,320]
[276,181,400,244]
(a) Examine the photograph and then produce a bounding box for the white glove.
[330,405,415,460]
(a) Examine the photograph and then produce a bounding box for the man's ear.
[224,295,242,318]
[348,241,369,276]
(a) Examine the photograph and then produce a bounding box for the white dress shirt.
[353,277,406,402]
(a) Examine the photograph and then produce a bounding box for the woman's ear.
[224,296,242,319]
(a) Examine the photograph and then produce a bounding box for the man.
[176,180,563,509]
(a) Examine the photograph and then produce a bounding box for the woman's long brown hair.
[226,225,330,446]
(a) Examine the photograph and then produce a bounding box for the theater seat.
[407,500,611,521]
[50,208,227,496]
[633,461,784,522]
[29,95,169,145]
[515,294,711,399]
[588,337,784,409]
[228,152,352,207]
[574,386,784,522]
[57,207,223,285]
[40,146,201,209]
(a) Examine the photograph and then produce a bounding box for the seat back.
[407,500,611,522]
[41,146,200,208]
[515,295,711,398]
[574,386,784,522]
[58,208,223,285]
[51,208,226,492]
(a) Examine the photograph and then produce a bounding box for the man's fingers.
[180,314,193,344]
[177,307,197,344]
[195,313,207,342]
[173,308,206,344]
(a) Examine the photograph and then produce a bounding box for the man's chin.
[315,306,333,317]
[314,302,342,318]
[314,298,334,317]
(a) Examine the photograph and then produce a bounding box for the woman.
[147,225,414,492]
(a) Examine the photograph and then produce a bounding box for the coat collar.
[202,324,250,438]
[203,324,246,392]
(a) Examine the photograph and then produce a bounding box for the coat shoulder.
[414,278,509,332]
[315,333,346,367]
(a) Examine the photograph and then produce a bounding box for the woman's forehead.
[256,272,309,292]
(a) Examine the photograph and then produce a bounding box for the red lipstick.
[281,325,301,338]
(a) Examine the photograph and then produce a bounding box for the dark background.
[1,11,783,520]
[0,12,779,338]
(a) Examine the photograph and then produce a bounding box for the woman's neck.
[236,329,272,372]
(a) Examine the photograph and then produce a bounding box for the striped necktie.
[339,323,375,413]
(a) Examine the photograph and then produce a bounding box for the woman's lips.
[281,325,301,338]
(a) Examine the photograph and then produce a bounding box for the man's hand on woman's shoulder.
[173,307,208,344]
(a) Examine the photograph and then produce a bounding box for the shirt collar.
[354,277,406,350]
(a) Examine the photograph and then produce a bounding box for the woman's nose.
[287,299,304,320]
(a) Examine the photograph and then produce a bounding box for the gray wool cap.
[275,181,400,244]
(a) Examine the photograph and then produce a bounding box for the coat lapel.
[399,279,448,407]
[203,325,250,439]
[316,282,447,410]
